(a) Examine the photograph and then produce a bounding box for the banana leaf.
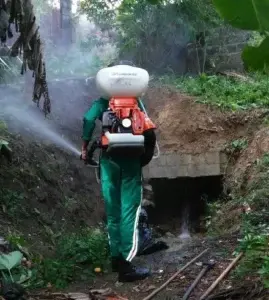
[213,0,269,31]
[7,268,32,285]
[0,251,23,271]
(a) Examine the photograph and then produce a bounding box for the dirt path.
[67,234,239,300]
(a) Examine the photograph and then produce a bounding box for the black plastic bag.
[137,208,168,256]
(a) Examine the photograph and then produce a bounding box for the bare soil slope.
[229,127,269,190]
[145,87,265,153]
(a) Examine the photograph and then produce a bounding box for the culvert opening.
[149,176,224,233]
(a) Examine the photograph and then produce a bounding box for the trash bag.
[137,208,169,256]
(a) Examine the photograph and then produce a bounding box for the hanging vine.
[0,0,51,115]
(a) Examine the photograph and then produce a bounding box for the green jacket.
[82,97,145,142]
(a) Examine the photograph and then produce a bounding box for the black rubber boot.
[118,255,151,282]
[111,256,120,272]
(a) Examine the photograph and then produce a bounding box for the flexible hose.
[153,141,160,159]
[95,167,100,184]
[138,98,161,160]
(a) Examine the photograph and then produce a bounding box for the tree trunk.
[60,0,72,46]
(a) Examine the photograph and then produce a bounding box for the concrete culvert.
[147,175,224,234]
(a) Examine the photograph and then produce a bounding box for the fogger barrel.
[94,64,157,165]
[96,65,150,98]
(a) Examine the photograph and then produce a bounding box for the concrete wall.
[143,151,227,178]
[187,26,251,73]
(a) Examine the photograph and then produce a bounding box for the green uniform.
[82,98,143,261]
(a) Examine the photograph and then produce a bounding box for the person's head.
[107,60,135,67]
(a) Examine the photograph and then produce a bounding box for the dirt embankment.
[229,127,269,191]
[0,134,103,253]
[145,87,265,154]
[0,78,102,253]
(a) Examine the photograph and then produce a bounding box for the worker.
[81,61,155,282]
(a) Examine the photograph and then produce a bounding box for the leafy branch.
[213,0,269,72]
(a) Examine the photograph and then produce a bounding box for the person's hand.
[81,141,89,161]
[81,147,87,161]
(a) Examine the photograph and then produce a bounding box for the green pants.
[100,156,142,261]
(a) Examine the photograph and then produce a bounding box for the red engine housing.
[109,97,156,135]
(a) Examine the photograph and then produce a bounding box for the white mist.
[179,205,191,240]
[5,105,80,156]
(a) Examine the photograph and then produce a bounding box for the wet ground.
[68,233,240,300]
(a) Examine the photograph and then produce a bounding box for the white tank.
[96,65,149,98]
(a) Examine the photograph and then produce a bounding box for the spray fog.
[0,1,118,156]
[3,104,80,156]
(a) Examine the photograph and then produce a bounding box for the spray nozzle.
[80,151,98,167]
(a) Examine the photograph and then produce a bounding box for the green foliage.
[81,0,221,71]
[40,26,116,78]
[234,233,269,281]
[160,73,269,110]
[212,0,269,72]
[213,0,269,31]
[237,233,268,253]
[259,257,269,288]
[205,200,243,237]
[242,37,269,71]
[147,0,159,3]
[0,251,23,271]
[31,258,76,289]
[204,201,222,235]
[225,139,248,158]
[255,153,269,171]
[30,0,117,78]
[212,152,269,286]
[6,232,28,249]
[56,228,109,268]
[0,251,31,285]
[30,228,109,289]
[80,0,118,29]
[173,0,221,29]
[230,139,248,152]
[248,32,265,47]
[0,189,28,218]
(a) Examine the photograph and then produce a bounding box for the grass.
[159,73,269,110]
[0,189,29,218]
[1,228,109,289]
[207,152,269,287]
[29,227,109,289]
